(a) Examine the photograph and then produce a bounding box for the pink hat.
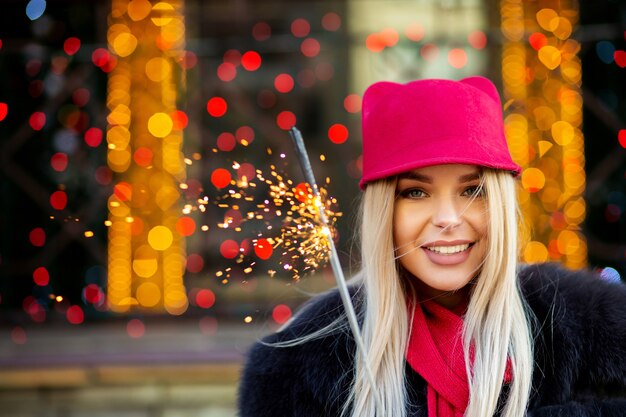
[359,76,521,189]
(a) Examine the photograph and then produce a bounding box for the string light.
[501,1,586,268]
[107,0,189,315]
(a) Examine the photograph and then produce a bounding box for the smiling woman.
[393,165,488,309]
[238,77,626,417]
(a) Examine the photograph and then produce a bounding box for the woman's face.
[393,164,488,308]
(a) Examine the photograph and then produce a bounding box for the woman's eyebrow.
[398,172,432,183]
[459,173,480,183]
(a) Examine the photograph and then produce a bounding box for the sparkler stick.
[289,126,382,412]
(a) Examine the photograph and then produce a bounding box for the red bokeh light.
[220,239,240,259]
[328,123,349,144]
[365,33,386,53]
[207,97,227,117]
[83,284,103,304]
[272,304,292,324]
[528,32,548,51]
[29,228,46,247]
[0,102,8,121]
[217,62,237,82]
[420,43,439,61]
[448,48,467,69]
[618,130,626,148]
[178,51,197,69]
[406,23,425,42]
[11,327,27,345]
[133,147,154,167]
[50,191,67,210]
[224,209,243,228]
[196,289,216,309]
[85,127,102,148]
[186,253,205,273]
[127,319,145,338]
[170,110,188,129]
[29,112,46,130]
[294,182,312,203]
[468,30,487,50]
[235,126,255,145]
[63,37,81,55]
[217,132,236,152]
[237,162,255,181]
[276,111,296,130]
[92,48,110,67]
[241,51,262,71]
[130,216,144,236]
[176,216,196,236]
[223,49,242,66]
[252,22,271,41]
[254,238,273,260]
[301,38,321,57]
[322,12,341,31]
[380,28,399,47]
[33,267,50,286]
[274,73,295,93]
[344,94,362,113]
[95,166,113,185]
[291,18,310,38]
[211,168,232,189]
[114,182,132,201]
[72,88,90,107]
[614,51,626,68]
[66,305,84,325]
[51,152,68,172]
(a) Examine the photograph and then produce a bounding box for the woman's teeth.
[426,243,471,254]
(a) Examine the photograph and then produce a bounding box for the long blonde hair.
[349,169,533,417]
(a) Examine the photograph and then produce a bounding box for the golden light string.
[501,0,586,268]
[107,0,189,314]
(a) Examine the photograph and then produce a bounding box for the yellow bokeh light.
[145,57,172,82]
[148,113,174,138]
[557,230,580,255]
[551,121,575,146]
[538,46,561,70]
[137,282,161,307]
[155,186,179,211]
[151,2,175,27]
[127,0,152,21]
[112,32,138,57]
[132,245,159,277]
[554,17,573,40]
[521,168,546,192]
[536,8,559,31]
[524,241,549,263]
[564,198,586,225]
[147,225,174,250]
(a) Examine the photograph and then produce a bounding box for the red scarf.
[405,299,512,417]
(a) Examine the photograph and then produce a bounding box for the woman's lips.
[422,243,474,266]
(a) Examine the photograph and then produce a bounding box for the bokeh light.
[207,97,227,117]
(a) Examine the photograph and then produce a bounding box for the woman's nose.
[431,198,462,229]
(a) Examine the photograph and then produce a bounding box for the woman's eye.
[400,188,427,199]
[462,185,483,197]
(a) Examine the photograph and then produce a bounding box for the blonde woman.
[237,77,626,417]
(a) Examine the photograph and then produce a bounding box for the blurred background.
[0,0,624,416]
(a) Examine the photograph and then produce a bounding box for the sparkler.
[288,126,382,412]
[209,152,341,282]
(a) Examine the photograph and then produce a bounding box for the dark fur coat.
[238,263,626,416]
